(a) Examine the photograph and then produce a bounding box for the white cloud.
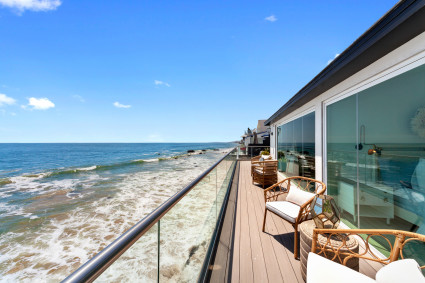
[27,97,55,110]
[0,93,16,106]
[154,80,170,87]
[0,0,61,13]
[113,102,131,108]
[327,53,340,65]
[265,15,277,22]
[72,94,85,103]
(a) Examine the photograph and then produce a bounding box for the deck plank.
[238,162,254,283]
[231,163,242,283]
[230,161,380,282]
[231,161,302,283]
[243,165,270,282]
[250,178,303,283]
[247,175,293,282]
[248,189,284,281]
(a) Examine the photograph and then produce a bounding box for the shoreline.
[0,147,233,281]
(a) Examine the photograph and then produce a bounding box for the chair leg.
[262,209,267,232]
[294,225,299,259]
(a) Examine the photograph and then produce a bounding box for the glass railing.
[236,145,270,158]
[63,148,238,283]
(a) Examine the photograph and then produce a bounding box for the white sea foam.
[76,166,97,171]
[142,158,159,162]
[0,148,234,282]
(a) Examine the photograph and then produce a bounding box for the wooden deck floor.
[230,161,381,283]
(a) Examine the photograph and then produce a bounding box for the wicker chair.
[251,155,272,176]
[308,229,425,282]
[262,176,326,258]
[251,155,261,176]
[252,160,278,188]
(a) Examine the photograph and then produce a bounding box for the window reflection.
[277,112,315,179]
[326,64,425,264]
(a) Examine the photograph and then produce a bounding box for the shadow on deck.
[208,161,382,283]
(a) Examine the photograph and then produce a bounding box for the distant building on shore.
[241,120,271,154]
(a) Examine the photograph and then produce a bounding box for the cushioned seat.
[266,201,301,223]
[307,252,425,283]
[375,259,425,283]
[307,252,375,283]
[254,167,276,175]
[263,177,326,259]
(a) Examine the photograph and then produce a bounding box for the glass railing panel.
[245,145,270,158]
[94,222,158,282]
[238,145,247,156]
[215,159,228,215]
[64,148,237,282]
[216,156,236,212]
[159,168,218,282]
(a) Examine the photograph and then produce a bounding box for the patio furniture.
[252,160,278,188]
[262,176,326,258]
[298,155,315,179]
[251,155,261,176]
[251,155,272,176]
[308,229,425,283]
[299,220,359,281]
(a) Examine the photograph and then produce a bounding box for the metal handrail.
[62,147,237,283]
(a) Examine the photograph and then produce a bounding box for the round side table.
[299,220,359,282]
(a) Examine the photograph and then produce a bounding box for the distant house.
[241,120,271,154]
[254,120,270,145]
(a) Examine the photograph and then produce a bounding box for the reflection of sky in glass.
[303,112,315,143]
[277,112,315,157]
[314,198,322,214]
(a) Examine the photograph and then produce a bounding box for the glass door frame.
[322,53,425,227]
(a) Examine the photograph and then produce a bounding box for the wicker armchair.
[308,229,425,283]
[263,176,326,258]
[252,160,278,188]
[251,155,272,176]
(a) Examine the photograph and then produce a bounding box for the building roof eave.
[265,0,425,126]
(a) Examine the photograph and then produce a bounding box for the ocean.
[0,143,236,282]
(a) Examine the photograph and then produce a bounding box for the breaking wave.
[0,147,234,282]
[0,150,214,185]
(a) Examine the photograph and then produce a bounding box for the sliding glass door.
[326,95,358,227]
[326,63,425,261]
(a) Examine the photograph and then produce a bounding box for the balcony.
[63,153,388,282]
[210,161,382,282]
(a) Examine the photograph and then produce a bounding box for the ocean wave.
[0,151,221,183]
[0,149,231,281]
[139,158,158,163]
[9,160,147,180]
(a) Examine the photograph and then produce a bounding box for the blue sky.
[0,0,398,142]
